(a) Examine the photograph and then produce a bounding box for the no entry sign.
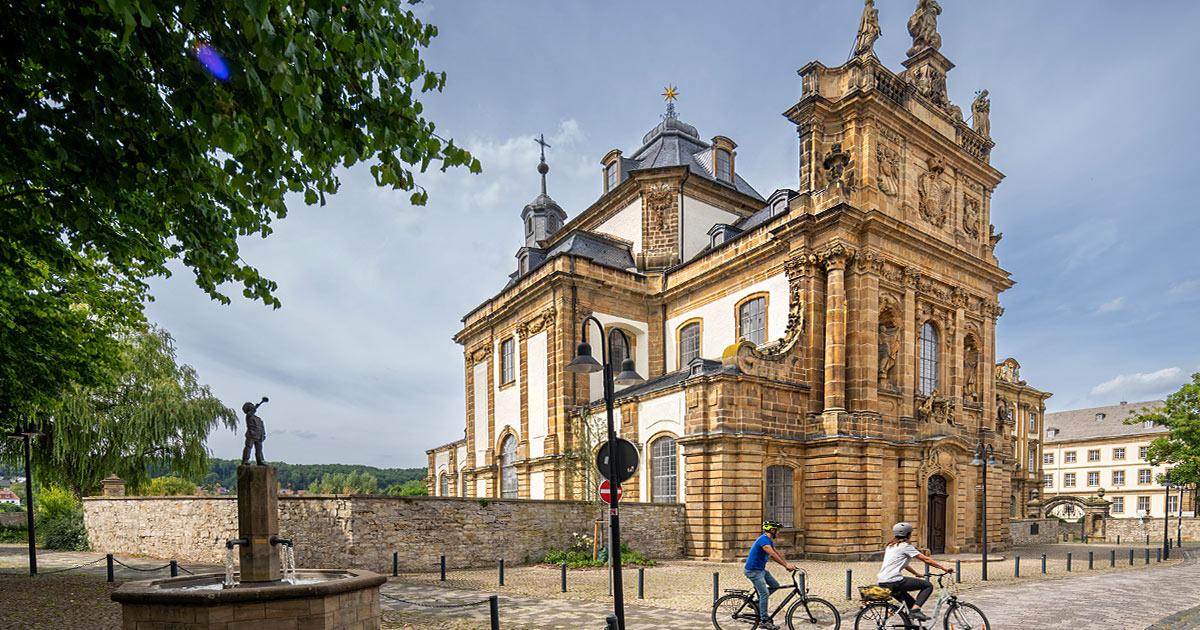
[599,479,623,505]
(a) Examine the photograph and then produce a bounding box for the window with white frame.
[738,297,767,345]
[1065,451,1077,464]
[715,149,732,183]
[439,473,449,497]
[1112,496,1124,514]
[1087,449,1101,462]
[1029,413,1037,431]
[605,162,618,192]
[1113,447,1126,460]
[650,436,677,503]
[500,337,515,385]
[1044,452,1054,465]
[1043,474,1053,488]
[765,466,794,528]
[919,322,939,396]
[1064,473,1076,487]
[1168,495,1180,514]
[1113,470,1125,486]
[1140,446,1149,460]
[1137,496,1151,514]
[1139,469,1152,485]
[1087,471,1100,486]
[1028,451,1037,471]
[679,322,701,366]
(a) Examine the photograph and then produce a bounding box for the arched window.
[650,436,677,503]
[765,465,794,527]
[737,296,767,345]
[500,435,518,499]
[919,321,939,396]
[439,473,449,497]
[608,329,631,375]
[715,149,732,183]
[678,321,701,367]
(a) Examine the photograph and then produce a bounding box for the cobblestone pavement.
[0,544,222,578]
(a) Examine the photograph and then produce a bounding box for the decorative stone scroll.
[468,343,492,363]
[643,183,675,232]
[520,307,556,337]
[721,251,815,377]
[917,157,951,228]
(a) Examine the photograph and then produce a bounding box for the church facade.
[428,2,1050,560]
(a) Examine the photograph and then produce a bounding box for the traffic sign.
[599,479,623,505]
[596,438,640,484]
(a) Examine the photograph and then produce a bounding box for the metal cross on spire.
[534,133,551,195]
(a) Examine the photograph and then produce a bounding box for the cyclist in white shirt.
[876,522,952,622]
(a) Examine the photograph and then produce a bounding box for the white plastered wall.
[529,471,546,500]
[595,197,642,254]
[682,195,742,260]
[526,331,549,459]
[588,313,650,403]
[664,273,789,371]
[472,362,488,466]
[494,334,520,445]
[637,391,686,503]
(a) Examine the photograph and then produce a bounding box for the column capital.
[902,266,922,289]
[817,243,856,271]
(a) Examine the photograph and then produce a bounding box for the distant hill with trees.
[196,459,426,494]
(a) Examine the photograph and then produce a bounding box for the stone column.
[821,247,852,412]
[901,269,919,417]
[236,465,280,583]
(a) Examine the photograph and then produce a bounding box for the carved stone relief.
[917,157,951,228]
[822,143,856,194]
[962,196,981,239]
[876,142,900,197]
[918,390,956,424]
[963,336,980,403]
[643,183,675,232]
[878,312,900,390]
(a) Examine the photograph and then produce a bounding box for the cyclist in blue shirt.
[744,520,796,630]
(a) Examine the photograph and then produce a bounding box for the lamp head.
[614,358,645,387]
[565,342,603,374]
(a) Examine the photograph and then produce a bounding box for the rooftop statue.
[906,0,943,57]
[853,0,881,57]
[972,90,991,138]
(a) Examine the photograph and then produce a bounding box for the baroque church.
[428,1,1051,560]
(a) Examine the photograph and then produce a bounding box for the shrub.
[35,486,79,522]
[35,486,89,551]
[543,534,655,568]
[0,501,23,513]
[0,526,26,543]
[142,476,197,496]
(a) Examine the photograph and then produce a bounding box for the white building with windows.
[1042,400,1192,519]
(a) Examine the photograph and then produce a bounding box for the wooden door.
[928,474,948,554]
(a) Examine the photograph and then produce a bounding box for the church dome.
[522,193,566,220]
[641,115,701,146]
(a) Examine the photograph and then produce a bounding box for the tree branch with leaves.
[1127,373,1200,488]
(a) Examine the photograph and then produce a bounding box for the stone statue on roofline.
[972,90,991,138]
[907,0,943,57]
[853,0,881,58]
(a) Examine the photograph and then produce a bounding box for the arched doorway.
[927,474,948,554]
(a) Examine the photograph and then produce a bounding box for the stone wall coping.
[111,569,386,605]
[84,494,685,507]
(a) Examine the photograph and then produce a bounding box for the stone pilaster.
[821,246,852,412]
[901,268,919,417]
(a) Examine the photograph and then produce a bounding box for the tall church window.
[919,321,939,396]
[608,329,631,375]
[500,435,518,499]
[715,149,732,183]
[439,473,449,497]
[678,321,701,367]
[605,163,618,192]
[651,436,678,503]
[738,296,767,345]
[500,337,515,385]
[765,466,794,527]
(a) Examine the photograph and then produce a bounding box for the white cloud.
[1168,279,1200,303]
[1090,367,1184,400]
[1097,297,1125,313]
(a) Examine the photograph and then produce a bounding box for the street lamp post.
[7,422,42,576]
[1163,471,1173,561]
[566,317,644,630]
[1178,485,1184,549]
[971,442,996,581]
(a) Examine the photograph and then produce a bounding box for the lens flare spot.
[193,42,230,81]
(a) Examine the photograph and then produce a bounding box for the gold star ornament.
[662,85,679,103]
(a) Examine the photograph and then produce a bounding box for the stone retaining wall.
[1102,516,1200,543]
[0,512,25,528]
[1009,518,1080,546]
[84,495,685,573]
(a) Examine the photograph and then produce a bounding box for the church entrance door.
[927,474,948,554]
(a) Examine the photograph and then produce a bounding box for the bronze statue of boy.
[241,396,269,466]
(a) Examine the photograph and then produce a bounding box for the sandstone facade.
[83,496,684,572]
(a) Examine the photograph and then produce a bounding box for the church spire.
[534,133,551,195]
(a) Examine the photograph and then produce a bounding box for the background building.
[1043,400,1194,520]
[430,4,1051,560]
[994,358,1052,519]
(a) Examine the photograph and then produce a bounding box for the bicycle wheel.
[712,593,760,630]
[786,596,841,629]
[943,601,989,630]
[854,601,897,630]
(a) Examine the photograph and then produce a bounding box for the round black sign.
[596,438,640,484]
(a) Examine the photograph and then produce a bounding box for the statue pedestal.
[236,465,280,582]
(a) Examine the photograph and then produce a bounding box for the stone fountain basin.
[112,569,386,629]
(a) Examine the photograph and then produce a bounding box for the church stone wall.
[83,495,685,572]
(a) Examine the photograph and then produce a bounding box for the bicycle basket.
[858,585,893,601]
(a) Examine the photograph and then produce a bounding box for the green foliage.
[1127,373,1200,487]
[308,470,379,495]
[35,485,79,522]
[34,485,89,551]
[198,459,425,493]
[386,479,427,496]
[0,0,479,426]
[17,327,236,498]
[543,534,655,568]
[0,526,27,543]
[0,501,23,513]
[142,476,197,496]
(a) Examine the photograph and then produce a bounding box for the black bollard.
[1015,556,1020,577]
[845,569,852,600]
[1117,535,1121,545]
[1147,534,1150,546]
[561,563,567,593]
[1157,548,1162,563]
[170,560,178,578]
[712,572,719,604]
[1146,548,1150,564]
[1130,548,1135,565]
[489,595,500,630]
[955,559,961,582]
[392,552,398,577]
[606,615,618,630]
[499,559,505,586]
[107,554,114,583]
[440,554,446,581]
[638,566,644,599]
[1067,552,1072,572]
[1088,551,1093,570]
[1040,553,1046,574]
[1110,549,1116,568]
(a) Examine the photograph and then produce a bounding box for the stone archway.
[927,474,948,554]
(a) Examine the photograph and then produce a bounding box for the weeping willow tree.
[33,326,236,497]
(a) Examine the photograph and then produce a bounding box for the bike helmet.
[762,520,783,532]
[892,522,914,538]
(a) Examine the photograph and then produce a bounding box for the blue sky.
[145,1,1200,468]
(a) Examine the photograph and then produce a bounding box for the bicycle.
[853,572,989,630]
[712,569,841,630]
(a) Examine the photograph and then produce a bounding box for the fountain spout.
[269,535,293,547]
[225,538,249,550]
